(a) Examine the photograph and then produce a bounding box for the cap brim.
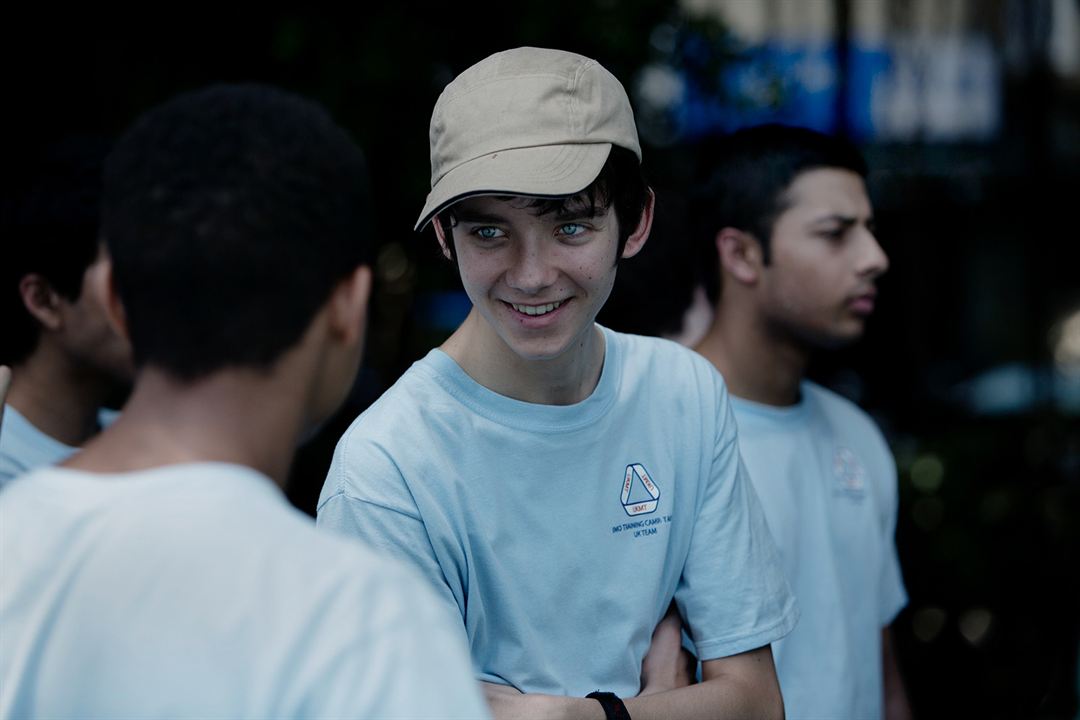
[414,143,612,231]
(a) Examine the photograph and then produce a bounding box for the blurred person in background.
[596,189,714,347]
[0,141,133,487]
[0,84,488,719]
[691,124,911,720]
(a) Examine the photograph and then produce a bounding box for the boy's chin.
[792,322,867,352]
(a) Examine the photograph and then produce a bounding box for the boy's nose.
[506,244,558,293]
[857,230,889,279]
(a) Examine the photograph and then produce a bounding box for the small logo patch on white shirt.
[832,447,867,500]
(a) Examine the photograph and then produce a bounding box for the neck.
[7,344,115,447]
[442,309,605,405]
[64,366,312,488]
[695,294,809,407]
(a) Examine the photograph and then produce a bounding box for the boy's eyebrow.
[809,213,875,228]
[453,209,510,224]
[550,204,605,221]
[810,214,856,226]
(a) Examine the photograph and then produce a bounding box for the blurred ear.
[326,265,372,346]
[620,188,655,260]
[431,219,454,261]
[716,228,762,286]
[18,274,64,331]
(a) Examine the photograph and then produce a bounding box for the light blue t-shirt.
[318,326,798,697]
[0,405,119,488]
[0,462,489,719]
[731,381,908,720]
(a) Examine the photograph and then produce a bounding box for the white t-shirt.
[318,326,798,697]
[731,381,908,720]
[0,406,119,488]
[0,462,489,719]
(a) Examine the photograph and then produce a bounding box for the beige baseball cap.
[414,47,642,231]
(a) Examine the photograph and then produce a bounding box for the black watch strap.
[586,691,631,720]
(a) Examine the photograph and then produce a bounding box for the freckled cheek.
[457,260,503,289]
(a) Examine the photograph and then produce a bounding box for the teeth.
[511,300,563,316]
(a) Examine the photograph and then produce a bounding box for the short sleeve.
[674,383,800,660]
[316,437,467,626]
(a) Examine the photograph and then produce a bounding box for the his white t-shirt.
[0,462,489,719]
[318,326,798,697]
[731,381,908,720]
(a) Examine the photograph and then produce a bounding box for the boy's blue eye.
[558,223,586,237]
[475,226,504,240]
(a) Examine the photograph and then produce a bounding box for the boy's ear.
[18,274,65,331]
[327,265,372,346]
[620,188,655,260]
[431,218,454,261]
[716,227,762,285]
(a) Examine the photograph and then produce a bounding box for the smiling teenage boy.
[692,124,911,720]
[317,48,797,720]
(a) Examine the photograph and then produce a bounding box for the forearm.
[625,675,783,720]
[485,682,779,720]
[882,627,912,720]
[482,668,782,720]
[482,682,604,720]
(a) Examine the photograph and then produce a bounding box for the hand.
[483,682,535,720]
[639,602,698,696]
[0,365,11,435]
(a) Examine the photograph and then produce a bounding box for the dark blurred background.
[5,2,1078,717]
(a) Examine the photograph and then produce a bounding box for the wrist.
[587,691,632,720]
[530,695,606,720]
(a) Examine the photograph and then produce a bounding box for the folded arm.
[481,645,783,720]
[883,626,912,720]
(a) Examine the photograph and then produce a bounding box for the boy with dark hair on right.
[692,123,912,720]
[0,84,487,719]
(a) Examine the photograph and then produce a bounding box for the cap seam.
[438,71,588,103]
[568,60,596,140]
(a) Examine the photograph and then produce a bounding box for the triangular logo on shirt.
[832,447,867,500]
[621,463,660,516]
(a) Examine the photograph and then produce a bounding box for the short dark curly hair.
[103,84,372,380]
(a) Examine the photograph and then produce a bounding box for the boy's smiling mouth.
[506,300,565,317]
